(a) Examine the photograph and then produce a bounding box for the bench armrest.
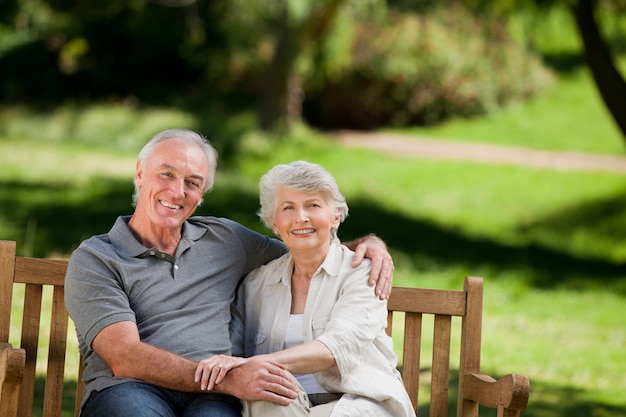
[463,372,530,415]
[1,342,26,417]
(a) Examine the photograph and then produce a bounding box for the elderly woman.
[196,161,415,417]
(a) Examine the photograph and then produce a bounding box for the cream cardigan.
[230,242,416,417]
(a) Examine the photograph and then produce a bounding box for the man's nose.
[170,178,186,197]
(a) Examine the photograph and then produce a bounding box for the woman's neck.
[289,246,330,314]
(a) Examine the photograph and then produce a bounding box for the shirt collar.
[318,241,343,277]
[108,215,208,259]
[269,241,344,286]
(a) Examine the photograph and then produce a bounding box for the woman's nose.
[295,208,309,221]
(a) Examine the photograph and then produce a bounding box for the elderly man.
[65,129,394,417]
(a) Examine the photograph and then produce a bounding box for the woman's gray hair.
[132,128,218,207]
[258,161,348,240]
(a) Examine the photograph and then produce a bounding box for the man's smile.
[160,200,182,210]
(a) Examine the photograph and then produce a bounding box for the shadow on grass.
[1,177,625,291]
[344,196,626,292]
[411,369,625,417]
[0,178,135,257]
[398,369,626,417]
[32,377,77,417]
[520,379,626,417]
[541,51,587,75]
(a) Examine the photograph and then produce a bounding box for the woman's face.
[272,187,340,253]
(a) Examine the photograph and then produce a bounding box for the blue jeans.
[80,381,242,417]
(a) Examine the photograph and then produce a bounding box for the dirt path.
[334,130,626,174]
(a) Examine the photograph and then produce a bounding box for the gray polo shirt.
[65,215,286,404]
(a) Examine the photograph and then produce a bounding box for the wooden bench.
[0,239,530,417]
[386,280,529,416]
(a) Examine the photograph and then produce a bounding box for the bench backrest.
[0,240,83,417]
[387,280,483,416]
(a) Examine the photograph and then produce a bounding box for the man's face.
[134,138,208,231]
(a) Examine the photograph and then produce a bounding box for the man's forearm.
[342,233,381,251]
[108,342,206,392]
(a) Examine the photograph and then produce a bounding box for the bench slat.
[430,314,452,417]
[43,286,68,417]
[0,241,17,342]
[19,283,44,417]
[388,286,466,316]
[14,257,67,286]
[402,311,423,410]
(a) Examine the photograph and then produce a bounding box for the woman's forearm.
[264,340,335,374]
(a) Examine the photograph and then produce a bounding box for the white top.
[286,314,328,394]
[231,242,416,417]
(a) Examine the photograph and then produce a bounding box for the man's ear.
[134,160,143,185]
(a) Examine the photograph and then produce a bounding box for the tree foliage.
[1,0,625,142]
[456,0,626,141]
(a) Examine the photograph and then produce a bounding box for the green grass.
[391,68,626,155]
[3,53,626,417]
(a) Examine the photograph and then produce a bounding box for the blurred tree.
[301,4,554,129]
[216,0,382,132]
[1,0,624,141]
[571,0,626,141]
[256,0,344,133]
[0,0,371,132]
[459,0,626,141]
[0,0,222,103]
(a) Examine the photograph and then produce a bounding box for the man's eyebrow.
[159,164,205,183]
[189,174,205,183]
[159,163,177,171]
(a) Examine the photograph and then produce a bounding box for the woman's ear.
[332,213,341,228]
